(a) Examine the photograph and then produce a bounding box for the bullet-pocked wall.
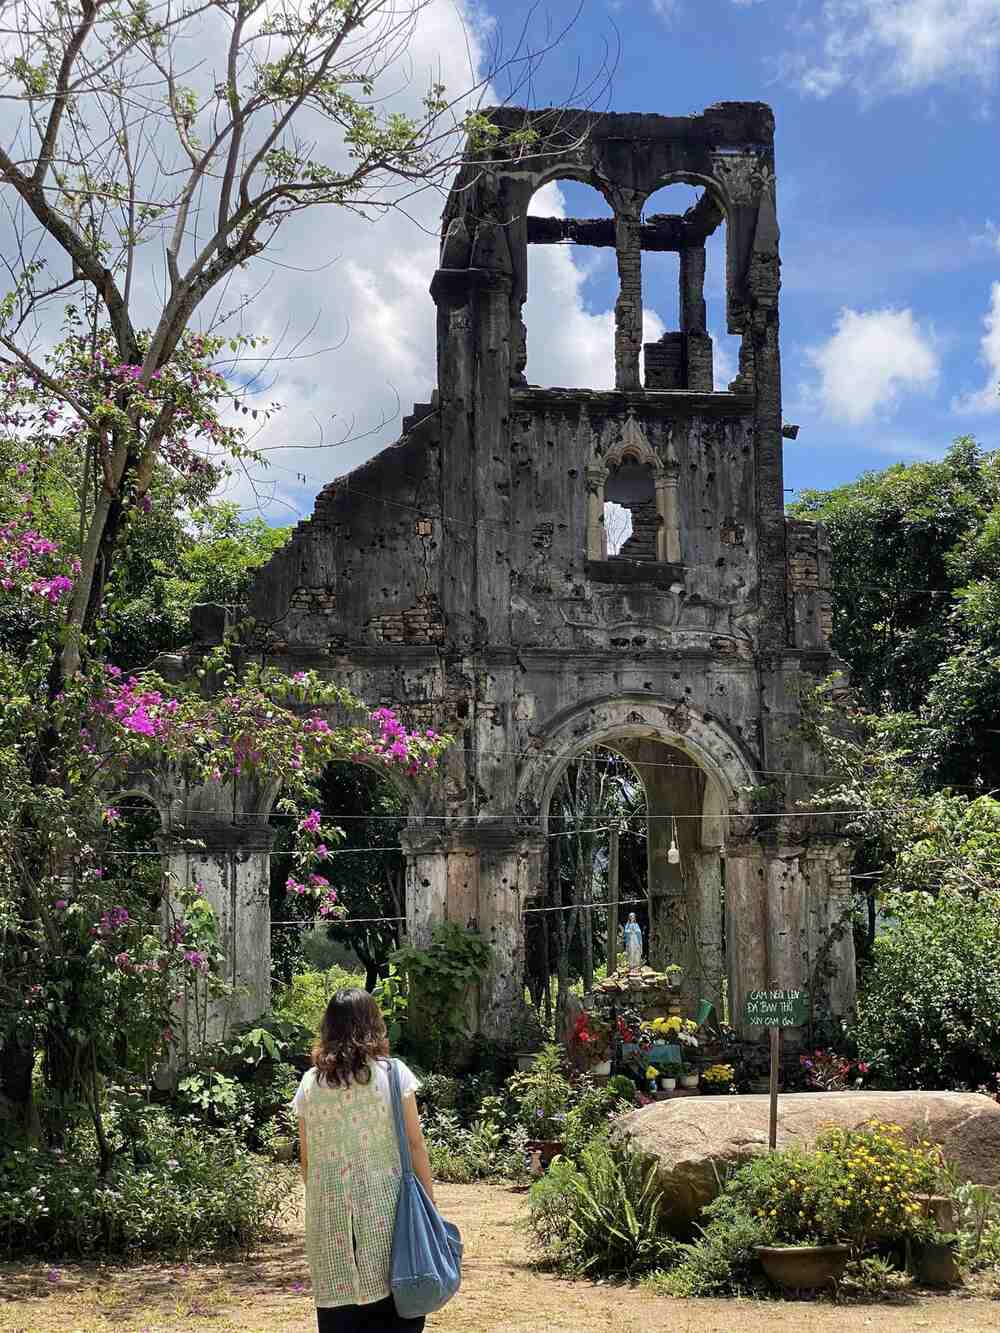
[196,102,852,1040]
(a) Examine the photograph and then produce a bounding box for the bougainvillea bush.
[0,490,448,1155]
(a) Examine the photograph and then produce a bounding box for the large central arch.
[518,694,756,1015]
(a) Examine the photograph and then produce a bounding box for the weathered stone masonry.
[182,102,852,1039]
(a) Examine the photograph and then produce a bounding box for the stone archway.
[518,694,756,1017]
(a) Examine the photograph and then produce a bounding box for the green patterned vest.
[301,1062,402,1308]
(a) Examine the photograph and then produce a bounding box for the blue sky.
[224,0,1000,519]
[503,0,1000,499]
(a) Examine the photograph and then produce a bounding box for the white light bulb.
[667,840,680,865]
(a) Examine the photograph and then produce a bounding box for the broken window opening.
[603,501,632,556]
[639,183,741,392]
[523,179,616,389]
[605,456,657,564]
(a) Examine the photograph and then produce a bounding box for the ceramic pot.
[755,1244,850,1291]
[524,1139,565,1169]
[659,1077,677,1092]
[680,1074,699,1089]
[591,1059,612,1077]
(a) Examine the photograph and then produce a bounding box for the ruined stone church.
[183,101,855,1041]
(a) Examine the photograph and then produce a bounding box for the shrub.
[855,889,1000,1089]
[711,1121,940,1250]
[649,1212,768,1297]
[841,1255,910,1299]
[507,1043,574,1139]
[527,1136,680,1277]
[561,1080,633,1160]
[272,965,367,1033]
[658,1120,943,1297]
[422,1107,529,1183]
[0,1117,295,1259]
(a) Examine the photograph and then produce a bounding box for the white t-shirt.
[291,1057,420,1117]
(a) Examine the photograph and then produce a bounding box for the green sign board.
[742,988,809,1028]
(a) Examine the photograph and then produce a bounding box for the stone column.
[161,819,275,1061]
[679,245,707,331]
[613,204,643,390]
[726,840,856,1037]
[586,463,609,560]
[400,829,449,948]
[655,435,681,563]
[477,833,543,1037]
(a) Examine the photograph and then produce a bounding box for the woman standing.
[292,988,436,1332]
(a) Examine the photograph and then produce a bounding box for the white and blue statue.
[623,912,643,973]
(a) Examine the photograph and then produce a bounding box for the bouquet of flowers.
[646,1015,700,1049]
[572,1011,612,1061]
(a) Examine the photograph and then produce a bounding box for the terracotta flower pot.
[755,1244,850,1291]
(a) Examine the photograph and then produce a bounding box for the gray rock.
[618,1090,1000,1230]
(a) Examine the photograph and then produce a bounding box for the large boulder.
[618,1091,1000,1230]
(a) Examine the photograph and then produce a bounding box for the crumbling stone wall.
[193,101,853,1039]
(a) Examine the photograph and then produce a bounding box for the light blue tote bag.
[388,1058,463,1318]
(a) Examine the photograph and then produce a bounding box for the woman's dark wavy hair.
[313,988,389,1088]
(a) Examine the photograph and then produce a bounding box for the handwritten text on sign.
[742,989,809,1028]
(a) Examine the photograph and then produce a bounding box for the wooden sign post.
[741,989,809,1150]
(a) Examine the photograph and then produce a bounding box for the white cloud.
[786,0,1000,100]
[650,0,680,22]
[806,307,939,423]
[975,221,1000,252]
[954,281,1000,413]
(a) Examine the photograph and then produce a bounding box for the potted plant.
[665,962,683,990]
[799,1048,871,1091]
[680,1062,700,1089]
[511,1043,573,1166]
[659,1059,682,1092]
[700,1062,734,1093]
[644,1064,661,1093]
[572,1010,612,1075]
[510,1007,546,1071]
[749,1121,944,1292]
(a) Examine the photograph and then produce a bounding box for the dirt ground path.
[1,1183,997,1333]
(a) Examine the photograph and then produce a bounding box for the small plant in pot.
[572,1011,612,1076]
[700,1062,734,1093]
[659,1060,682,1092]
[510,1043,574,1165]
[679,1061,700,1089]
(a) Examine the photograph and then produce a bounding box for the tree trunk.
[0,1036,37,1140]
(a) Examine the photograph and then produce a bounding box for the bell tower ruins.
[196,102,854,1040]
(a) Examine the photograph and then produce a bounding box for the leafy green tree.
[792,438,998,715]
[106,502,291,668]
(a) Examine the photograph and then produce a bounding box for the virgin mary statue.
[623,913,643,972]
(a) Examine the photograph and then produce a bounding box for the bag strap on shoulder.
[387,1058,414,1177]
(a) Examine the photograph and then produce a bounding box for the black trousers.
[316,1295,425,1332]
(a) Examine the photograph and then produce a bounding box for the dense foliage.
[854,889,1000,1088]
[0,1119,294,1259]
[792,437,1000,789]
